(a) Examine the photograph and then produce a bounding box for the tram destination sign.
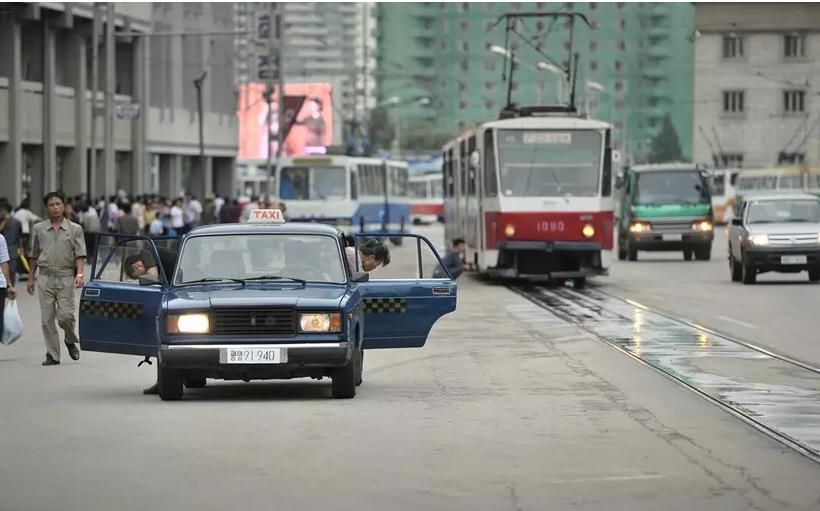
[521,132,573,144]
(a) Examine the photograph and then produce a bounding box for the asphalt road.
[1,224,819,510]
[605,226,820,366]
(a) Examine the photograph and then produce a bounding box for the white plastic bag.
[1,300,23,345]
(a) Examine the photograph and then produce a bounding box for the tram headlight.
[504,224,516,238]
[582,224,595,238]
[629,221,651,233]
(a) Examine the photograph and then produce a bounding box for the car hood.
[632,203,710,219]
[746,222,820,235]
[166,285,347,311]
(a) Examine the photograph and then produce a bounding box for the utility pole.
[273,5,286,199]
[89,4,100,197]
[103,1,115,199]
[264,3,277,197]
[194,71,207,185]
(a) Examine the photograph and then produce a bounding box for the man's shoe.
[42,354,60,366]
[143,382,159,395]
[66,343,80,361]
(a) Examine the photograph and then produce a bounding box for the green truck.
[616,163,714,261]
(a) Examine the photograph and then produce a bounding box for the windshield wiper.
[783,218,814,223]
[242,275,307,285]
[180,277,246,286]
[548,169,570,204]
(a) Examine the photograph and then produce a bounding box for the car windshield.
[634,170,709,205]
[279,166,347,200]
[174,234,346,285]
[496,129,602,197]
[746,199,820,224]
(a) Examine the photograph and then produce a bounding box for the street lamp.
[489,45,511,58]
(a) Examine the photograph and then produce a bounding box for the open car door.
[79,234,177,357]
[353,233,457,349]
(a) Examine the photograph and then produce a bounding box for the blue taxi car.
[79,210,457,400]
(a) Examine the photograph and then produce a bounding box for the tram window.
[391,166,408,196]
[711,174,726,196]
[460,140,468,195]
[432,178,443,198]
[483,129,498,197]
[350,170,358,200]
[602,131,612,197]
[445,148,455,197]
[467,135,477,196]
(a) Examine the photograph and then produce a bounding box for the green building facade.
[375,2,694,162]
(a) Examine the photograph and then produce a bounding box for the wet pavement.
[518,285,820,461]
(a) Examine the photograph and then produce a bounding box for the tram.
[408,173,444,224]
[276,155,410,236]
[442,105,614,285]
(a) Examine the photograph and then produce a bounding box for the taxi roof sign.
[248,209,286,224]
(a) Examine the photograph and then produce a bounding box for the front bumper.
[159,341,350,380]
[628,230,713,250]
[490,241,608,279]
[745,246,820,272]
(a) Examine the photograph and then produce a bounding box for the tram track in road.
[509,283,820,465]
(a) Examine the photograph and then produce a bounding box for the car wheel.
[695,245,711,261]
[809,268,820,282]
[184,377,207,389]
[730,254,743,282]
[741,254,756,285]
[332,359,357,399]
[355,344,364,387]
[617,238,627,261]
[683,249,693,261]
[158,366,184,401]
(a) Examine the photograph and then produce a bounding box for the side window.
[445,149,455,197]
[483,129,498,197]
[94,238,163,284]
[601,130,612,197]
[459,140,468,196]
[350,169,358,200]
[712,174,726,196]
[354,234,447,280]
[467,135,477,196]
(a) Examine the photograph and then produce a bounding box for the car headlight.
[582,224,595,238]
[629,222,650,233]
[749,234,769,246]
[692,220,713,232]
[167,313,210,334]
[299,313,343,333]
[504,224,516,237]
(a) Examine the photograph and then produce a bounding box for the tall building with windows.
[693,3,820,168]
[376,2,694,162]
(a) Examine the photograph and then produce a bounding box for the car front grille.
[649,221,692,232]
[767,234,818,247]
[212,308,296,337]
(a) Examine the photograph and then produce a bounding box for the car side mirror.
[351,271,369,283]
[731,218,743,226]
[139,274,161,286]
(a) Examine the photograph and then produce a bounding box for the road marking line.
[547,474,666,484]
[718,316,758,329]
[550,334,589,342]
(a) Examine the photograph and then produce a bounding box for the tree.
[648,115,684,163]
[367,107,396,151]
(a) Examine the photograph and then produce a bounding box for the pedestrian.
[434,238,466,279]
[169,198,185,236]
[115,202,140,235]
[1,233,19,336]
[0,201,24,286]
[27,191,87,366]
[79,201,101,265]
[345,238,391,273]
[13,197,40,260]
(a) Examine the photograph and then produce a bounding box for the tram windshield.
[279,166,347,200]
[497,129,603,197]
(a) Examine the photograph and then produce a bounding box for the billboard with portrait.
[237,82,333,160]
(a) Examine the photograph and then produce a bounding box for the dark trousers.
[6,259,17,286]
[0,287,6,335]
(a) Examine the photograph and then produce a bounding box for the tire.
[184,377,207,389]
[695,245,711,261]
[617,237,627,261]
[355,347,364,387]
[158,366,184,401]
[683,249,693,261]
[332,354,358,399]
[730,254,743,282]
[809,268,820,282]
[741,255,756,285]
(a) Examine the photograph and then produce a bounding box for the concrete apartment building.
[693,3,820,168]
[0,2,237,215]
[376,2,695,162]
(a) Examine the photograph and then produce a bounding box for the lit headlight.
[749,234,769,246]
[504,224,516,237]
[299,313,343,333]
[817,233,820,244]
[582,224,595,238]
[629,222,651,233]
[692,221,713,232]
[167,313,210,334]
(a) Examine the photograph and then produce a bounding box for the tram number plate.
[221,348,283,364]
[781,255,807,265]
[662,234,682,241]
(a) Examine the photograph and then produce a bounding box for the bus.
[706,168,740,224]
[408,173,444,224]
[443,106,614,286]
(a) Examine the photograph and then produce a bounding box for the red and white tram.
[408,173,444,224]
[442,106,614,285]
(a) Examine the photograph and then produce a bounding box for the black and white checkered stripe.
[79,299,144,320]
[363,297,407,314]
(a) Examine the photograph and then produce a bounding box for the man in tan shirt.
[27,192,87,366]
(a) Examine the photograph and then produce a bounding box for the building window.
[722,90,745,113]
[722,35,744,59]
[458,81,467,92]
[484,100,495,110]
[783,89,806,113]
[536,21,545,31]
[589,61,598,71]
[441,40,448,50]
[461,21,469,31]
[615,80,623,91]
[460,41,469,52]
[563,41,571,51]
[777,151,805,164]
[784,33,806,59]
[484,82,494,91]
[720,153,744,168]
[484,58,496,71]
[618,40,626,51]
[617,2,625,7]
[590,2,598,9]
[590,21,599,29]
[536,41,545,51]
[620,19,626,31]
[460,60,469,72]
[461,2,469,12]
[589,40,598,51]
[615,60,623,71]
[459,101,467,110]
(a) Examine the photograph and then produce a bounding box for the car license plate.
[662,234,682,241]
[221,347,284,364]
[781,255,807,265]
